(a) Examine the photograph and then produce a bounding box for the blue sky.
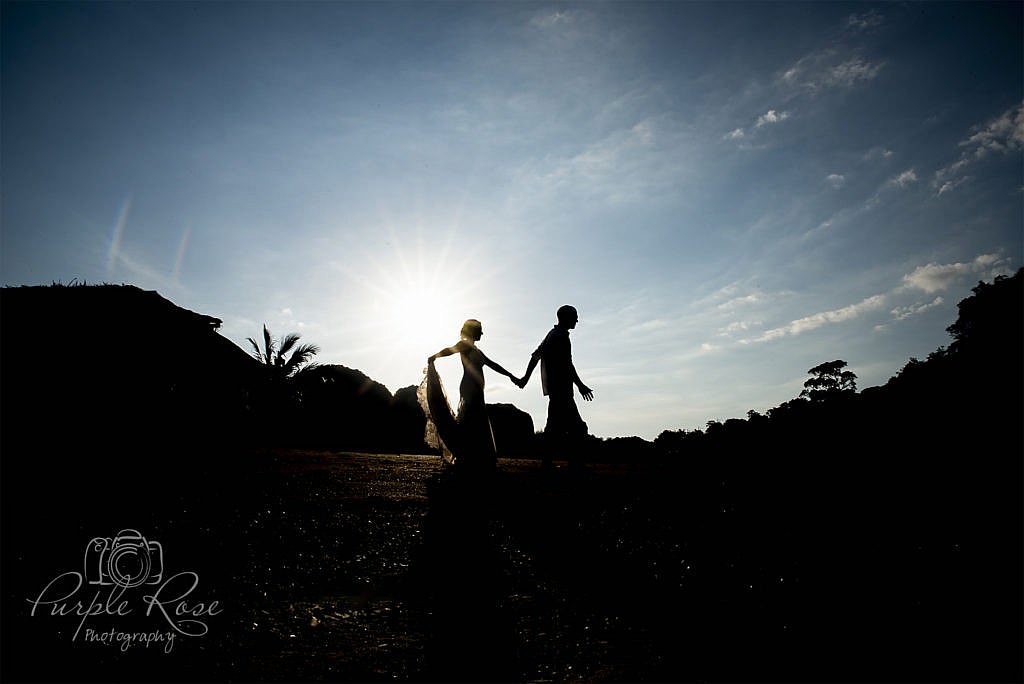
[3,1,1021,439]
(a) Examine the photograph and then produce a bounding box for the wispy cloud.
[874,296,946,332]
[846,10,884,32]
[933,101,1024,196]
[857,168,919,210]
[755,109,790,128]
[822,58,884,88]
[826,173,846,188]
[718,319,762,335]
[695,281,778,310]
[739,254,1008,344]
[717,292,765,311]
[890,296,944,321]
[513,117,688,205]
[725,109,790,142]
[901,253,1006,293]
[809,165,920,238]
[961,102,1024,154]
[747,294,888,343]
[936,176,970,196]
[781,50,884,93]
[887,168,919,188]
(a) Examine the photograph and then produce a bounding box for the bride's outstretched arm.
[428,341,467,362]
[482,353,521,385]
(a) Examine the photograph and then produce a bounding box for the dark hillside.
[0,283,534,459]
[1,283,257,458]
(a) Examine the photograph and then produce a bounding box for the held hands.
[512,376,527,389]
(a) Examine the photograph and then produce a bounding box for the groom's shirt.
[533,325,572,397]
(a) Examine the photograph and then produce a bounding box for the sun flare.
[361,247,486,373]
[346,221,509,392]
[387,282,462,355]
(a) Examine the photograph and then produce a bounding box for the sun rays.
[328,212,518,393]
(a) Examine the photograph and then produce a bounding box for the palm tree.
[247,324,320,379]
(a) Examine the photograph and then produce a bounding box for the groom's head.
[556,305,578,329]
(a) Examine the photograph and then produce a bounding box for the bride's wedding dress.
[417,357,496,469]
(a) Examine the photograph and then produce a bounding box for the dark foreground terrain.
[3,446,1021,683]
[2,450,655,682]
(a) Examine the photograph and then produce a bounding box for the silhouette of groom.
[519,305,593,469]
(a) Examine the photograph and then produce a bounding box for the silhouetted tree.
[799,359,857,401]
[247,324,319,380]
[946,270,1023,358]
[244,324,320,441]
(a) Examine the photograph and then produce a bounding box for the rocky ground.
[201,451,667,682]
[5,450,673,682]
[4,447,1020,682]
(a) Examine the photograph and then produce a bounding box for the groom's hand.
[580,386,594,401]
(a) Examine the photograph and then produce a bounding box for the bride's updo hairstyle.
[461,319,483,340]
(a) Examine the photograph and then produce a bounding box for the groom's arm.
[570,361,594,401]
[518,343,544,388]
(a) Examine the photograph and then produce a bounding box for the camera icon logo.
[84,529,164,588]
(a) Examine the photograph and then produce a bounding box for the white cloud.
[961,102,1024,155]
[901,254,1005,293]
[823,58,884,88]
[933,101,1024,196]
[936,176,970,196]
[719,319,762,335]
[888,168,918,188]
[858,168,919,210]
[890,297,944,321]
[814,166,919,232]
[755,109,790,128]
[716,292,764,311]
[745,294,888,343]
[725,110,790,145]
[781,50,884,92]
[787,294,888,334]
[738,253,1006,345]
[695,282,780,312]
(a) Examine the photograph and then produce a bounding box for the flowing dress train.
[417,358,496,469]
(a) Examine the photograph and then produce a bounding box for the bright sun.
[388,283,461,355]
[347,223,506,390]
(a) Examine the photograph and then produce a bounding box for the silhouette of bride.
[418,319,521,471]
